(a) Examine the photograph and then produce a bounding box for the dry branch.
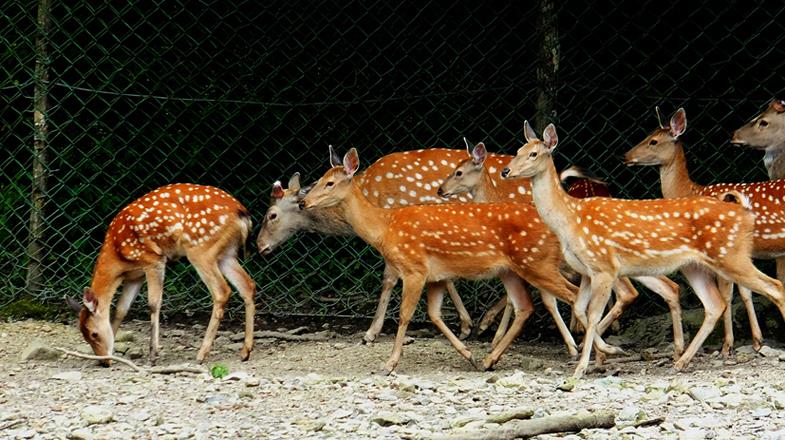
[55,347,206,375]
[254,330,334,341]
[431,411,616,440]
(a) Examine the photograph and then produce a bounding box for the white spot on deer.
[385,172,394,179]
[440,159,448,166]
[387,197,395,205]
[374,175,382,182]
[415,173,423,180]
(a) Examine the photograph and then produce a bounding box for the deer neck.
[339,181,391,248]
[473,168,500,202]
[764,147,785,180]
[659,144,702,198]
[528,159,577,242]
[89,248,125,315]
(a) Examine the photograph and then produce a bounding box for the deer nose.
[298,201,306,210]
[501,168,511,178]
[436,187,445,197]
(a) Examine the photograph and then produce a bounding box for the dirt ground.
[1,317,785,439]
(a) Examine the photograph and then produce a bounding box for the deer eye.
[649,139,658,145]
[269,213,277,220]
[91,332,99,339]
[326,181,335,187]
[759,120,769,128]
[455,170,463,177]
[529,151,537,158]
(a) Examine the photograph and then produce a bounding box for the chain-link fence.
[2,1,785,331]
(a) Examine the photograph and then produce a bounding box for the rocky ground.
[1,317,785,439]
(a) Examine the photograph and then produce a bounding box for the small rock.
[229,333,245,343]
[556,377,578,392]
[735,345,757,354]
[51,371,82,382]
[20,340,61,361]
[679,428,707,440]
[333,343,347,350]
[225,342,244,352]
[496,370,528,388]
[115,330,136,342]
[332,409,353,419]
[168,329,186,338]
[68,428,93,440]
[372,413,411,427]
[81,405,114,425]
[245,378,261,387]
[302,373,324,385]
[222,371,250,381]
[689,386,721,402]
[127,347,144,360]
[752,407,772,418]
[758,346,785,358]
[617,406,642,422]
[113,342,131,354]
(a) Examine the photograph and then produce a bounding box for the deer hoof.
[240,345,252,361]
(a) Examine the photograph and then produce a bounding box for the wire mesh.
[2,1,785,331]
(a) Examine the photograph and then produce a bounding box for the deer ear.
[471,142,487,165]
[82,287,97,314]
[772,99,785,113]
[343,148,360,177]
[523,120,539,143]
[329,145,342,168]
[670,108,687,138]
[288,172,301,192]
[542,124,559,151]
[463,137,471,156]
[271,181,285,199]
[65,296,83,314]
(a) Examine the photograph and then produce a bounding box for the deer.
[257,145,554,346]
[502,121,785,378]
[256,172,474,345]
[439,142,685,358]
[732,99,785,180]
[66,183,256,366]
[299,147,625,374]
[625,107,785,354]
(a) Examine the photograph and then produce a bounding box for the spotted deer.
[503,121,785,378]
[67,183,256,365]
[299,148,619,374]
[625,107,785,353]
[439,142,685,358]
[256,172,473,344]
[258,145,540,345]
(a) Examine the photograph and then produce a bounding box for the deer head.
[732,99,785,150]
[72,287,114,365]
[502,121,558,179]
[437,141,487,198]
[300,148,360,210]
[625,107,687,166]
[256,173,305,256]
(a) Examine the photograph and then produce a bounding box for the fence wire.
[2,1,785,333]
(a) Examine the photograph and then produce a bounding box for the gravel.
[1,318,785,439]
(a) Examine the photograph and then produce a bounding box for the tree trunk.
[534,0,559,133]
[26,0,52,296]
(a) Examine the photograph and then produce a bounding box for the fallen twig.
[0,419,25,430]
[632,416,666,428]
[55,347,206,376]
[430,411,616,440]
[254,330,334,341]
[286,326,310,335]
[54,348,143,372]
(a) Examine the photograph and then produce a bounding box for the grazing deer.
[503,121,785,378]
[299,148,610,374]
[438,142,685,358]
[625,107,785,353]
[67,183,256,365]
[256,172,474,344]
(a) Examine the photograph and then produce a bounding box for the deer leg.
[445,280,473,340]
[596,277,638,337]
[716,278,736,357]
[573,273,615,379]
[478,297,508,335]
[716,261,785,327]
[540,291,578,358]
[219,254,257,361]
[382,273,425,375]
[491,302,513,350]
[144,264,165,366]
[673,267,726,371]
[482,272,534,370]
[112,278,143,334]
[365,262,399,343]
[738,285,763,351]
[634,275,684,359]
[189,254,232,364]
[426,281,479,370]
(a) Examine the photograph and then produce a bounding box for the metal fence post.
[534,0,559,133]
